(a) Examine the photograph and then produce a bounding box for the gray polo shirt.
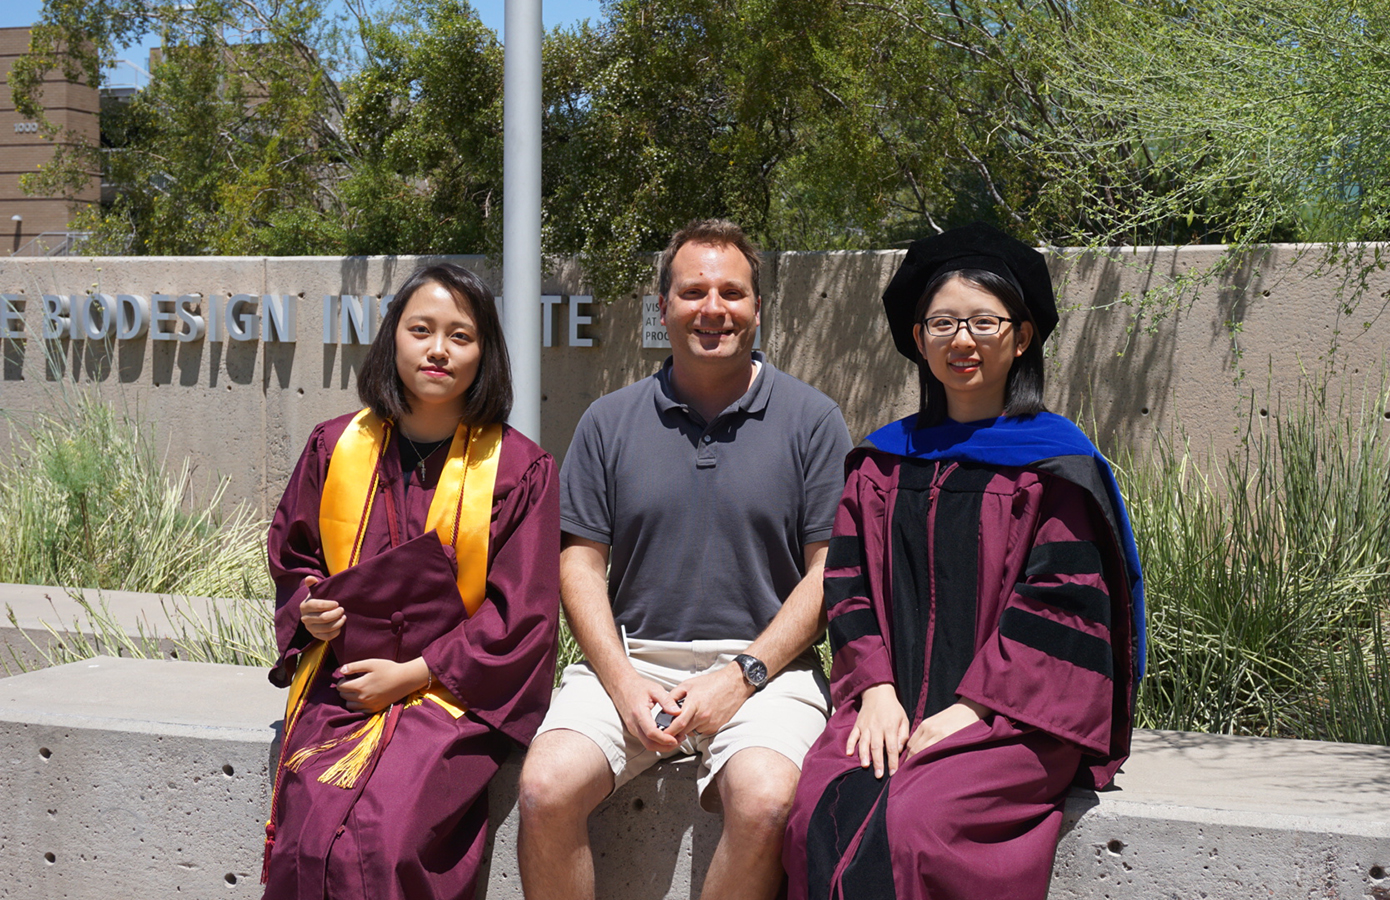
[560,352,853,641]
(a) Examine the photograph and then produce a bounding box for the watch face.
[739,655,768,686]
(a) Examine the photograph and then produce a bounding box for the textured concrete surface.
[3,657,1389,899]
[3,248,1389,514]
[0,657,280,897]
[1053,731,1390,899]
[480,754,722,900]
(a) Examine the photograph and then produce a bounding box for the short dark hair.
[913,268,1047,427]
[357,263,513,426]
[657,219,762,300]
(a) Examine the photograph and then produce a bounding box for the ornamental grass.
[0,391,275,670]
[1124,378,1390,744]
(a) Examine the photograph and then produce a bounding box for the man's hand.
[847,683,910,778]
[903,699,991,758]
[299,578,345,642]
[335,658,427,714]
[665,663,753,741]
[610,671,682,753]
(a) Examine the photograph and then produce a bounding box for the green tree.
[540,0,914,295]
[1025,0,1390,247]
[12,0,353,255]
[338,0,504,255]
[20,0,1390,275]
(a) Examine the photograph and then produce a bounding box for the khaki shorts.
[535,638,831,811]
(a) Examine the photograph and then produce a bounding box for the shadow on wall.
[1049,248,1181,457]
[768,251,919,442]
[1050,245,1286,458]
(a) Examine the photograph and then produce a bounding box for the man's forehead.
[669,241,754,288]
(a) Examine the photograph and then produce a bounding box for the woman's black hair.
[914,267,1047,427]
[357,263,513,426]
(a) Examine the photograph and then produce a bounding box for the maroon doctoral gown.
[784,447,1136,900]
[263,413,560,900]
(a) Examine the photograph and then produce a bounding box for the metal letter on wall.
[116,295,150,339]
[226,295,259,341]
[175,295,206,341]
[322,295,336,344]
[541,295,562,347]
[0,294,23,338]
[262,294,296,342]
[339,294,373,345]
[42,295,70,339]
[568,296,594,347]
[149,294,177,341]
[83,294,117,340]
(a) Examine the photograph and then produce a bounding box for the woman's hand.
[847,683,910,778]
[336,658,431,714]
[299,578,345,642]
[903,699,991,759]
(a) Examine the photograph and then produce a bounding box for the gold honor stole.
[278,410,501,786]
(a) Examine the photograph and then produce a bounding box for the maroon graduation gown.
[784,450,1135,900]
[263,413,560,900]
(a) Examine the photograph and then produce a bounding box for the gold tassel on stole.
[284,711,386,788]
[282,692,434,789]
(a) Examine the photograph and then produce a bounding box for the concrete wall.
[2,657,1388,899]
[2,246,1388,514]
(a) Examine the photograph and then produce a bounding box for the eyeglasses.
[921,314,1018,337]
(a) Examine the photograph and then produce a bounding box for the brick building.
[0,26,99,256]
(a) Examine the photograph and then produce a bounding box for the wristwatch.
[733,654,768,692]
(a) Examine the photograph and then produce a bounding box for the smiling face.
[913,274,1033,423]
[659,241,760,369]
[394,281,482,419]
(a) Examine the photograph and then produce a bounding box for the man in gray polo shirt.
[516,219,852,900]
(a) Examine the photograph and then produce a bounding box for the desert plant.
[0,393,272,599]
[1126,378,1390,743]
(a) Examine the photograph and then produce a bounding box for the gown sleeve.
[265,424,333,687]
[823,453,898,709]
[954,475,1122,756]
[421,447,561,746]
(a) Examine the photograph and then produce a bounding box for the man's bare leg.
[699,747,801,900]
[517,729,615,900]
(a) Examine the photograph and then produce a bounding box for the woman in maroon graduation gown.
[262,263,559,900]
[783,224,1145,900]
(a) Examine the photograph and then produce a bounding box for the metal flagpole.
[502,0,543,442]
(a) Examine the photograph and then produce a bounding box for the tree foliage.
[13,0,350,254]
[1032,0,1390,246]
[14,0,1390,295]
[338,0,504,255]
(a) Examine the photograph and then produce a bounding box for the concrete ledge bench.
[0,583,257,673]
[2,657,1387,899]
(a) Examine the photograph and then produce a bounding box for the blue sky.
[2,0,604,85]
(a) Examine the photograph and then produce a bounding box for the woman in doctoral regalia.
[261,263,559,900]
[783,223,1145,900]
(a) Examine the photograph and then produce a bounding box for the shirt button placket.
[697,426,717,468]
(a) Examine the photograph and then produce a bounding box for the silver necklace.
[400,432,452,485]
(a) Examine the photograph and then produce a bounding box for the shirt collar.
[654,351,772,418]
